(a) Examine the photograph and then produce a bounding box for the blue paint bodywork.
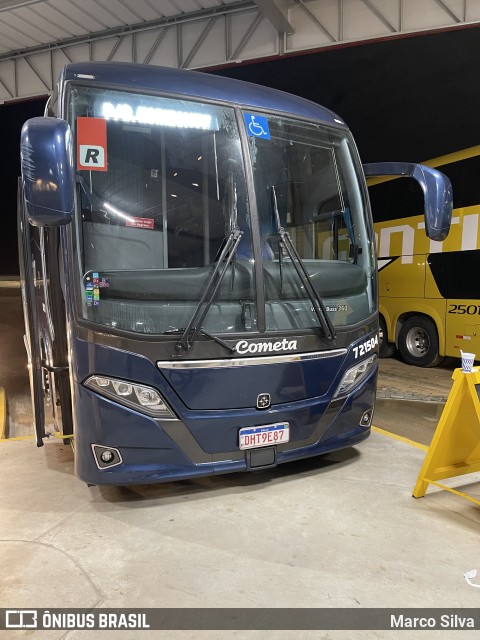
[71,334,376,485]
[363,162,452,241]
[20,117,75,226]
[19,61,379,486]
[69,331,376,485]
[59,62,344,126]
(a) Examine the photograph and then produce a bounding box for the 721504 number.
[352,335,379,359]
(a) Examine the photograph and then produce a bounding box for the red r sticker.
[77,117,108,171]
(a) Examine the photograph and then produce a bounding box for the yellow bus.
[370,147,480,367]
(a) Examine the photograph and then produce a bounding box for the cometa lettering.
[235,339,298,355]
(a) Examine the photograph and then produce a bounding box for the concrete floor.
[0,287,32,439]
[375,355,456,447]
[2,432,480,639]
[1,283,480,639]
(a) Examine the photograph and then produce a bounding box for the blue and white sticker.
[244,113,270,139]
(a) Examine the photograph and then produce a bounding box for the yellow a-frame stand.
[413,368,480,505]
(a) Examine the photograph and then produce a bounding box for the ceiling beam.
[0,0,257,62]
[253,0,294,34]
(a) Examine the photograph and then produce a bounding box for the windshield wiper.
[165,327,236,354]
[176,171,243,353]
[271,186,336,341]
[175,227,243,353]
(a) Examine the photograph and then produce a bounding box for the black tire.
[398,316,443,367]
[379,315,395,358]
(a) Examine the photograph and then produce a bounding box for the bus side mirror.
[362,162,452,242]
[20,117,74,226]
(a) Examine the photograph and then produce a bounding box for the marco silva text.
[391,614,477,629]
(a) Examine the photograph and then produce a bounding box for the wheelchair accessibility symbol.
[244,113,270,140]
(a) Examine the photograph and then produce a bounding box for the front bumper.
[73,366,377,485]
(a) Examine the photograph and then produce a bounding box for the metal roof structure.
[1,0,480,102]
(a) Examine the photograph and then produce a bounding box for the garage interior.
[2,1,480,636]
[1,281,480,635]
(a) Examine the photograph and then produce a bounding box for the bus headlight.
[334,354,377,398]
[84,375,177,419]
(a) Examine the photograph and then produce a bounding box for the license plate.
[239,422,290,450]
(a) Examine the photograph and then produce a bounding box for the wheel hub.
[406,327,429,356]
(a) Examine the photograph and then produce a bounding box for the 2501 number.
[448,304,480,315]
[353,335,379,359]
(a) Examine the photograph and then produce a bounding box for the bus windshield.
[245,112,376,331]
[69,85,376,337]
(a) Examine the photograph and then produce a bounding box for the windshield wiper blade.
[271,186,336,341]
[165,327,235,354]
[175,227,243,352]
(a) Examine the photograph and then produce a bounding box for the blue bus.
[18,62,452,485]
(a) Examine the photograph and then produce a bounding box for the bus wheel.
[379,316,395,358]
[398,316,443,367]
